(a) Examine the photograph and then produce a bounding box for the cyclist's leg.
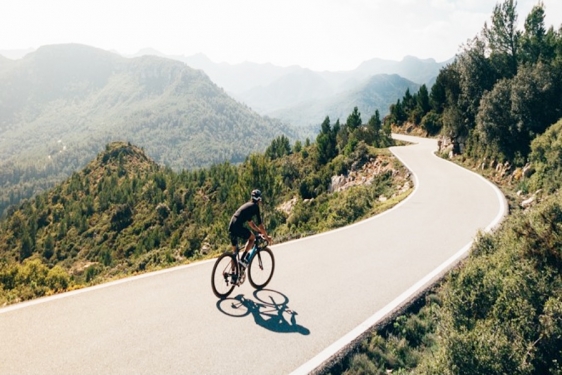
[228,230,238,253]
[229,219,242,252]
[228,224,241,272]
[244,230,256,252]
[230,223,251,257]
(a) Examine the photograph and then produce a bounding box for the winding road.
[0,134,507,375]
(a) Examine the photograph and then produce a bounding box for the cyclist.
[228,189,272,267]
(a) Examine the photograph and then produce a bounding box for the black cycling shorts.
[228,221,251,247]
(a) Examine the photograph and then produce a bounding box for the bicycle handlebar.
[256,233,270,247]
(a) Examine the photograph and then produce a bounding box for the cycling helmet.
[251,189,262,202]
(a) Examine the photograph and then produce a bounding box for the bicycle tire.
[248,247,275,289]
[211,253,238,299]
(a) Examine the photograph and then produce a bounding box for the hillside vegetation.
[0,44,302,216]
[0,109,406,305]
[384,1,562,171]
[330,1,562,374]
[329,119,562,375]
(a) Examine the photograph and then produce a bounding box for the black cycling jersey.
[228,200,262,247]
[230,201,262,226]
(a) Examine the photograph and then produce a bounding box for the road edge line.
[290,240,473,375]
[290,136,508,375]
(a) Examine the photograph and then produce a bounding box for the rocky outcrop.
[276,155,411,217]
[277,196,298,216]
[519,189,543,209]
[329,157,397,193]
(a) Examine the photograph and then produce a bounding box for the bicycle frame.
[235,233,269,264]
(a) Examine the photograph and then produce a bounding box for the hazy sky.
[2,0,562,71]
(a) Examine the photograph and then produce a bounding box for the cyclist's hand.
[266,235,273,245]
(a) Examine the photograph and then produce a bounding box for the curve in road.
[291,134,507,374]
[0,135,507,375]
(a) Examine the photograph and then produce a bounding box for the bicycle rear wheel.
[211,253,238,299]
[248,247,275,289]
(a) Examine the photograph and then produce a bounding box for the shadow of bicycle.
[216,289,310,335]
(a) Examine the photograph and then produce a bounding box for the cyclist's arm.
[248,221,272,244]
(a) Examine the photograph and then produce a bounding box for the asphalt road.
[0,134,507,375]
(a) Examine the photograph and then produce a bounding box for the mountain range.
[0,44,300,215]
[131,48,451,126]
[2,46,450,128]
[0,44,298,169]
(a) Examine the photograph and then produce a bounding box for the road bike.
[211,233,275,299]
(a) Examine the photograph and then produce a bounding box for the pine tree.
[520,2,551,64]
[346,107,362,131]
[316,117,338,165]
[484,0,520,77]
[368,110,383,147]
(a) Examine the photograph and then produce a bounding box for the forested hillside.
[0,44,302,216]
[0,108,406,305]
[270,74,419,128]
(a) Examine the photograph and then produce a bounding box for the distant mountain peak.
[132,47,167,58]
[401,55,437,64]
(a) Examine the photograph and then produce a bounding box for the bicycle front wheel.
[248,247,275,289]
[211,253,238,299]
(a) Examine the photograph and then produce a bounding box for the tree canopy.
[390,0,562,164]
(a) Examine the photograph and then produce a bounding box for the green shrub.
[45,265,70,291]
[529,119,562,193]
[422,192,562,374]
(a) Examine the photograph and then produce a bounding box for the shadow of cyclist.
[217,290,310,335]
